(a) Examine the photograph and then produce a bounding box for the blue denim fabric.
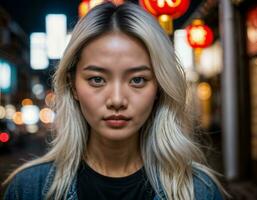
[4,162,224,200]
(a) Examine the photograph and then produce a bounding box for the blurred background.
[0,0,256,199]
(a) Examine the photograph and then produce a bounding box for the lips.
[104,114,131,121]
[104,115,131,127]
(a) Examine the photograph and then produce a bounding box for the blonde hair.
[4,2,225,200]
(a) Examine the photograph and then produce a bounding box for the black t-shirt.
[77,162,155,200]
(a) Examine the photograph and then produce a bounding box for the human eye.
[87,76,105,87]
[130,77,147,87]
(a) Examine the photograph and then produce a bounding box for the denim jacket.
[4,162,224,200]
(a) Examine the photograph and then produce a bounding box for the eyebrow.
[83,65,152,74]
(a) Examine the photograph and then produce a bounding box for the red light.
[140,0,190,19]
[186,21,214,48]
[0,132,10,143]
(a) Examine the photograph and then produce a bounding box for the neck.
[85,133,142,177]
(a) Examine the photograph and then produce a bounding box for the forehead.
[76,32,152,72]
[84,32,148,53]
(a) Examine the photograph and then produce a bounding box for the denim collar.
[42,165,78,199]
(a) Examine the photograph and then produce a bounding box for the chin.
[97,129,139,142]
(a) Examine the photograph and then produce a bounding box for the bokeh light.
[21,105,40,125]
[45,92,55,107]
[197,82,212,100]
[0,132,10,143]
[32,83,44,96]
[26,124,39,134]
[32,83,45,100]
[22,98,33,106]
[12,112,23,125]
[40,108,55,124]
[5,104,16,119]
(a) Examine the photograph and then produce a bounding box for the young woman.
[4,2,226,200]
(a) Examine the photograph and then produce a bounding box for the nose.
[106,82,128,111]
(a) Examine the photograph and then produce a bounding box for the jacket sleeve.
[3,178,18,200]
[193,169,224,200]
[213,184,224,200]
[3,162,53,200]
[3,169,41,200]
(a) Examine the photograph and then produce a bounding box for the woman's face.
[73,32,158,142]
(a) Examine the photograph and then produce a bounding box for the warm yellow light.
[197,82,212,100]
[40,108,55,124]
[22,98,33,106]
[159,14,170,22]
[189,27,207,45]
[79,2,89,18]
[12,112,23,125]
[192,19,204,26]
[158,14,173,34]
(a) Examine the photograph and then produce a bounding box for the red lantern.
[140,0,190,34]
[140,0,190,19]
[186,19,214,48]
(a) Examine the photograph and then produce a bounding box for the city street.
[0,0,257,199]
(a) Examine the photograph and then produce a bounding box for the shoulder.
[4,162,55,200]
[14,162,54,185]
[18,161,53,176]
[193,168,224,200]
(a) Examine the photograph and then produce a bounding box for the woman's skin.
[73,32,158,177]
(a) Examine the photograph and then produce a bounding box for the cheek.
[132,87,157,118]
[76,91,103,122]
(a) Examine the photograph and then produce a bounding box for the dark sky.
[0,0,202,35]
[0,0,81,34]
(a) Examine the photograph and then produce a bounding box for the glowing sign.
[30,33,49,69]
[46,14,67,59]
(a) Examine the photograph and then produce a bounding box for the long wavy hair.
[4,2,225,200]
